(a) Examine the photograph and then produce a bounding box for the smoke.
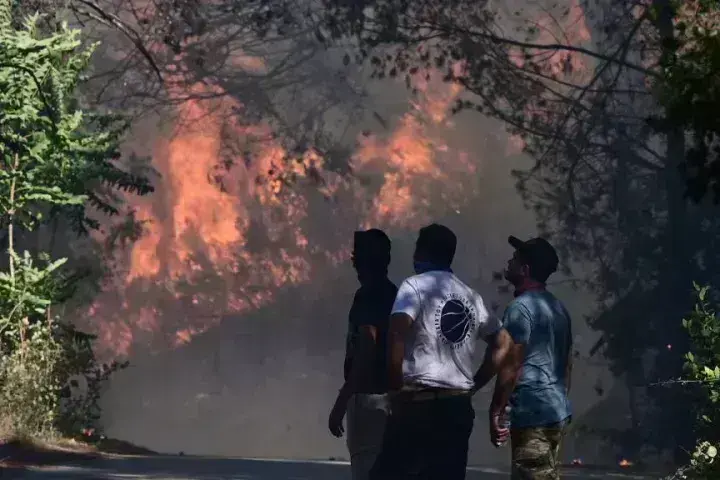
[58,0,652,468]
[77,51,521,458]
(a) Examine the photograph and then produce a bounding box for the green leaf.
[707,445,717,458]
[699,285,709,302]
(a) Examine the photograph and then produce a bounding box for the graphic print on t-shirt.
[434,292,478,349]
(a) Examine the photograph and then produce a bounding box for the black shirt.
[343,278,398,394]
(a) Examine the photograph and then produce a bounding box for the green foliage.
[0,6,146,439]
[656,0,720,203]
[0,321,64,435]
[667,284,720,479]
[682,284,720,435]
[53,323,129,435]
[0,11,153,235]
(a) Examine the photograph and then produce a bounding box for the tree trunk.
[8,153,19,283]
[653,0,693,464]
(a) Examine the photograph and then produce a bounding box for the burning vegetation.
[4,0,720,474]
[82,62,485,359]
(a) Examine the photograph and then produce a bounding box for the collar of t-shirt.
[514,278,546,297]
[413,261,453,275]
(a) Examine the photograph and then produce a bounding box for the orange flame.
[83,60,488,357]
[353,62,477,229]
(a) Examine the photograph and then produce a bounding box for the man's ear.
[520,263,531,278]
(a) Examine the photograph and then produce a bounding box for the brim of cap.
[508,235,526,250]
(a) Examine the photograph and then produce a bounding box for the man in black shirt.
[328,229,398,480]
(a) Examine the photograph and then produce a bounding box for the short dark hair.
[354,229,391,269]
[417,223,457,267]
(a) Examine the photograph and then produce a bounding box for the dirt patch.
[0,435,156,467]
[86,436,157,456]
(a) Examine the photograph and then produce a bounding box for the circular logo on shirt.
[435,293,478,349]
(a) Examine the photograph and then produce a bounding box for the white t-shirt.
[391,270,501,390]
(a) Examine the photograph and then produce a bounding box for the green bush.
[0,4,148,440]
[667,284,720,479]
[0,321,63,435]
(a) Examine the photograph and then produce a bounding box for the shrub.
[0,4,148,440]
[666,284,720,479]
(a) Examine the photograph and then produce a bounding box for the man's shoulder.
[503,295,533,320]
[357,278,398,296]
[527,290,568,310]
[399,273,425,289]
[511,290,570,321]
[513,290,551,307]
[384,278,399,294]
[442,274,485,301]
[403,270,460,288]
[355,278,398,296]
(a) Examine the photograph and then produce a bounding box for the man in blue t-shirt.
[490,235,573,480]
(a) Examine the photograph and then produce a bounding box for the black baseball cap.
[508,235,559,281]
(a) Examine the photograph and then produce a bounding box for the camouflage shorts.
[510,418,570,480]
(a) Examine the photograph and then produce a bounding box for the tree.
[0,0,148,435]
[318,0,720,463]
[9,0,367,159]
[657,0,720,204]
[7,0,369,233]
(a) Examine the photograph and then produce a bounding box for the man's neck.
[358,272,387,287]
[514,278,546,297]
[414,261,453,275]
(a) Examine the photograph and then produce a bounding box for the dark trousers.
[369,395,475,480]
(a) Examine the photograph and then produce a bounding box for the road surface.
[4,456,661,479]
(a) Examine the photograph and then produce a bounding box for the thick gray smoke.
[95,89,623,466]
[56,0,695,470]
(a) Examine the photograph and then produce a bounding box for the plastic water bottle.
[494,405,512,448]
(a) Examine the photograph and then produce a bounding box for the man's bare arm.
[489,342,524,417]
[334,326,377,408]
[387,313,412,391]
[472,328,514,393]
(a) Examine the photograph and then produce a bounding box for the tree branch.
[391,17,660,78]
[73,0,164,84]
[0,62,57,130]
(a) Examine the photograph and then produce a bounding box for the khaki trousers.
[346,393,389,480]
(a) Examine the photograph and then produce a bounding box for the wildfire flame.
[353,62,476,229]
[83,0,596,357]
[82,58,486,358]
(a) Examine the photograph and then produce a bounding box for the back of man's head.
[354,228,391,271]
[416,223,457,267]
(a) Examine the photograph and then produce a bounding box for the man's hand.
[489,412,509,447]
[328,402,346,437]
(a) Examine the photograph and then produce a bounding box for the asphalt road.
[4,457,661,479]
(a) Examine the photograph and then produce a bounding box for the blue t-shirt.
[503,290,572,428]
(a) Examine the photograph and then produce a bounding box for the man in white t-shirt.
[369,224,515,480]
